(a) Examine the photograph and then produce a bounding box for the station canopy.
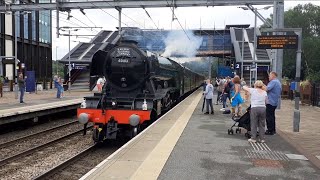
[0,0,275,11]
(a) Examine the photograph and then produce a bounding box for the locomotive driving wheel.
[93,127,104,142]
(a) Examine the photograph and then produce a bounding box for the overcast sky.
[52,1,320,60]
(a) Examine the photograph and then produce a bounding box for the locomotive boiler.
[78,41,204,142]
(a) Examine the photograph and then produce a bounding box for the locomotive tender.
[78,41,204,142]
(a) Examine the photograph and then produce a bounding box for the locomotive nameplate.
[115,47,131,63]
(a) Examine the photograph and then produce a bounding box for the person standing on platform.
[204,79,214,114]
[96,76,105,92]
[230,76,244,117]
[221,77,232,111]
[265,72,282,135]
[243,80,267,143]
[18,73,26,103]
[59,77,64,98]
[53,75,61,98]
[216,77,224,105]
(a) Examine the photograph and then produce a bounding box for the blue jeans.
[222,93,230,108]
[19,87,25,103]
[56,86,61,98]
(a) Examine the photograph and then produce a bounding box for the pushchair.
[227,106,251,138]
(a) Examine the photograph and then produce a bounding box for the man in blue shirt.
[265,72,282,135]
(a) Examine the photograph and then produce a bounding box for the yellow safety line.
[130,92,202,180]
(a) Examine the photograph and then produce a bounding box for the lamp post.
[56,46,58,75]
[14,10,18,99]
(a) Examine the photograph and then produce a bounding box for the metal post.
[208,57,212,79]
[118,7,121,38]
[56,46,58,75]
[68,29,71,92]
[272,1,278,72]
[252,8,257,85]
[293,31,302,132]
[14,10,18,99]
[241,28,245,79]
[276,0,284,81]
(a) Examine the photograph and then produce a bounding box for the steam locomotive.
[77,41,204,142]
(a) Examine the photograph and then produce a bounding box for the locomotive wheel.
[93,128,99,142]
[93,127,104,142]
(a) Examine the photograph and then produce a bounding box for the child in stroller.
[227,106,251,138]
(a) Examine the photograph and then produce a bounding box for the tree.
[261,3,320,82]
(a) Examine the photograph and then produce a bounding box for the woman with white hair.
[243,80,267,143]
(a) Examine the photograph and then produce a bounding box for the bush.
[306,70,320,83]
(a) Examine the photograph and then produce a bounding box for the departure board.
[257,35,298,49]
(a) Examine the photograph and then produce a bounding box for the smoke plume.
[162,30,203,58]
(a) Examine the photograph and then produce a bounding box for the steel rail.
[33,144,97,180]
[0,121,78,149]
[0,126,92,167]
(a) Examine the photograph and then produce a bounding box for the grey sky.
[53,1,320,60]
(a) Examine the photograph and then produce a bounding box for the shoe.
[215,103,218,105]
[211,111,214,115]
[248,138,257,143]
[260,139,266,143]
[265,131,275,135]
[204,112,209,114]
[20,101,24,103]
[220,108,225,111]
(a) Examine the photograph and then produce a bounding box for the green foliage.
[0,76,4,84]
[306,70,320,82]
[52,61,64,78]
[261,3,320,81]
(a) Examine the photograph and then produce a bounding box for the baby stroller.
[227,106,251,138]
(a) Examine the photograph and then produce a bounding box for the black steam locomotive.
[78,41,204,142]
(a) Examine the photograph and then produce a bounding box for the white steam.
[162,30,203,58]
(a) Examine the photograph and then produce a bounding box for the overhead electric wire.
[83,13,98,28]
[143,8,159,30]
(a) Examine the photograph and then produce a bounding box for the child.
[59,77,64,98]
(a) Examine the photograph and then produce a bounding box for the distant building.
[0,0,52,90]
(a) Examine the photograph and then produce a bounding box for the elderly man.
[265,72,282,135]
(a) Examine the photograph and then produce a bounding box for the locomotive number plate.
[117,59,130,63]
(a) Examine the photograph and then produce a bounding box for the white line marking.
[285,154,308,161]
[250,142,257,151]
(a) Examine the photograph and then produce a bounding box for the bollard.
[293,109,300,132]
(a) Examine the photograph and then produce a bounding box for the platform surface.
[0,90,91,123]
[81,90,320,180]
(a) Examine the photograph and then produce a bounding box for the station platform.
[0,90,91,125]
[81,90,320,180]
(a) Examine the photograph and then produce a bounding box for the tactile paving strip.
[245,142,290,161]
[245,149,290,161]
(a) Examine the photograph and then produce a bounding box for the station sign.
[257,35,298,49]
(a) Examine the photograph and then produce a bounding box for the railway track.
[0,121,78,149]
[0,121,84,165]
[0,124,91,167]
[34,140,126,180]
[0,128,94,180]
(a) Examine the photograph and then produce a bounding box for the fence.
[282,82,320,107]
[312,83,320,107]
